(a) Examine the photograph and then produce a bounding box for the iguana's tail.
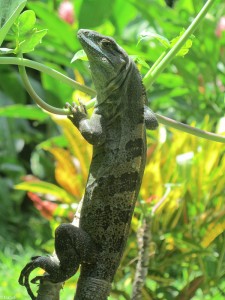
[74,277,111,300]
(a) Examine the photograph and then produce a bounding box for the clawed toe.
[18,259,40,300]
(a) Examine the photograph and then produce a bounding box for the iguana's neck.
[95,59,133,105]
[77,29,132,105]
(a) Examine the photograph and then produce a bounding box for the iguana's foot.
[65,101,87,124]
[18,254,78,300]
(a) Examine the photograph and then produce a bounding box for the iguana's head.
[77,29,131,95]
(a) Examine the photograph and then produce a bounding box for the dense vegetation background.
[0,0,225,299]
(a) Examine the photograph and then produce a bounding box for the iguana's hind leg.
[19,224,97,299]
[54,223,97,270]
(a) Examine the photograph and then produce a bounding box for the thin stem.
[148,51,166,74]
[18,54,69,115]
[143,0,215,89]
[156,113,225,143]
[0,56,96,96]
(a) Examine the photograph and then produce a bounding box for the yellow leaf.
[15,181,74,203]
[201,221,225,248]
[47,147,84,197]
[51,116,92,180]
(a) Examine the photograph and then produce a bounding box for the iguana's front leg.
[144,105,159,130]
[66,102,106,146]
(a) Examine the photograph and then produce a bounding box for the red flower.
[58,1,75,24]
[215,16,225,38]
[28,192,58,220]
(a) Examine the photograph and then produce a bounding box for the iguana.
[19,29,158,300]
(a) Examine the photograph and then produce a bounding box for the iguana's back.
[80,58,147,281]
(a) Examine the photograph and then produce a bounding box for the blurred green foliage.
[0,0,225,299]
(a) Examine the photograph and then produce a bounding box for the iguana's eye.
[101,39,112,47]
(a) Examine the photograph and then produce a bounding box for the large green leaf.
[111,0,136,34]
[0,105,48,121]
[0,0,27,46]
[78,0,115,28]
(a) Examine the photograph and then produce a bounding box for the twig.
[131,215,152,300]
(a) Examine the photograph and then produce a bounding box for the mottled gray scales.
[95,171,139,195]
[125,138,144,161]
[19,29,158,300]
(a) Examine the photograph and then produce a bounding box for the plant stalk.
[143,0,216,89]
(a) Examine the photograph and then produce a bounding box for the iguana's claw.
[65,101,87,115]
[19,256,58,299]
[18,256,40,285]
[19,254,71,299]
[18,256,46,300]
[64,101,72,110]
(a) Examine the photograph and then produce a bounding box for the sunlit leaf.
[17,10,36,34]
[15,28,48,54]
[201,221,225,248]
[170,30,194,57]
[15,180,74,204]
[51,116,92,180]
[139,31,170,48]
[38,136,67,149]
[71,50,88,63]
[130,55,150,69]
[46,147,84,197]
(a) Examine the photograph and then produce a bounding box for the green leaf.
[170,30,194,57]
[41,63,73,107]
[0,105,48,121]
[112,0,137,34]
[16,28,48,54]
[17,10,36,35]
[139,30,194,57]
[130,55,150,69]
[37,136,68,150]
[79,0,115,28]
[71,50,88,63]
[139,31,170,48]
[0,72,26,103]
[0,0,27,46]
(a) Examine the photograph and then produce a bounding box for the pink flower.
[58,1,75,24]
[215,16,225,38]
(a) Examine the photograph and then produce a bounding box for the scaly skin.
[19,29,158,300]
